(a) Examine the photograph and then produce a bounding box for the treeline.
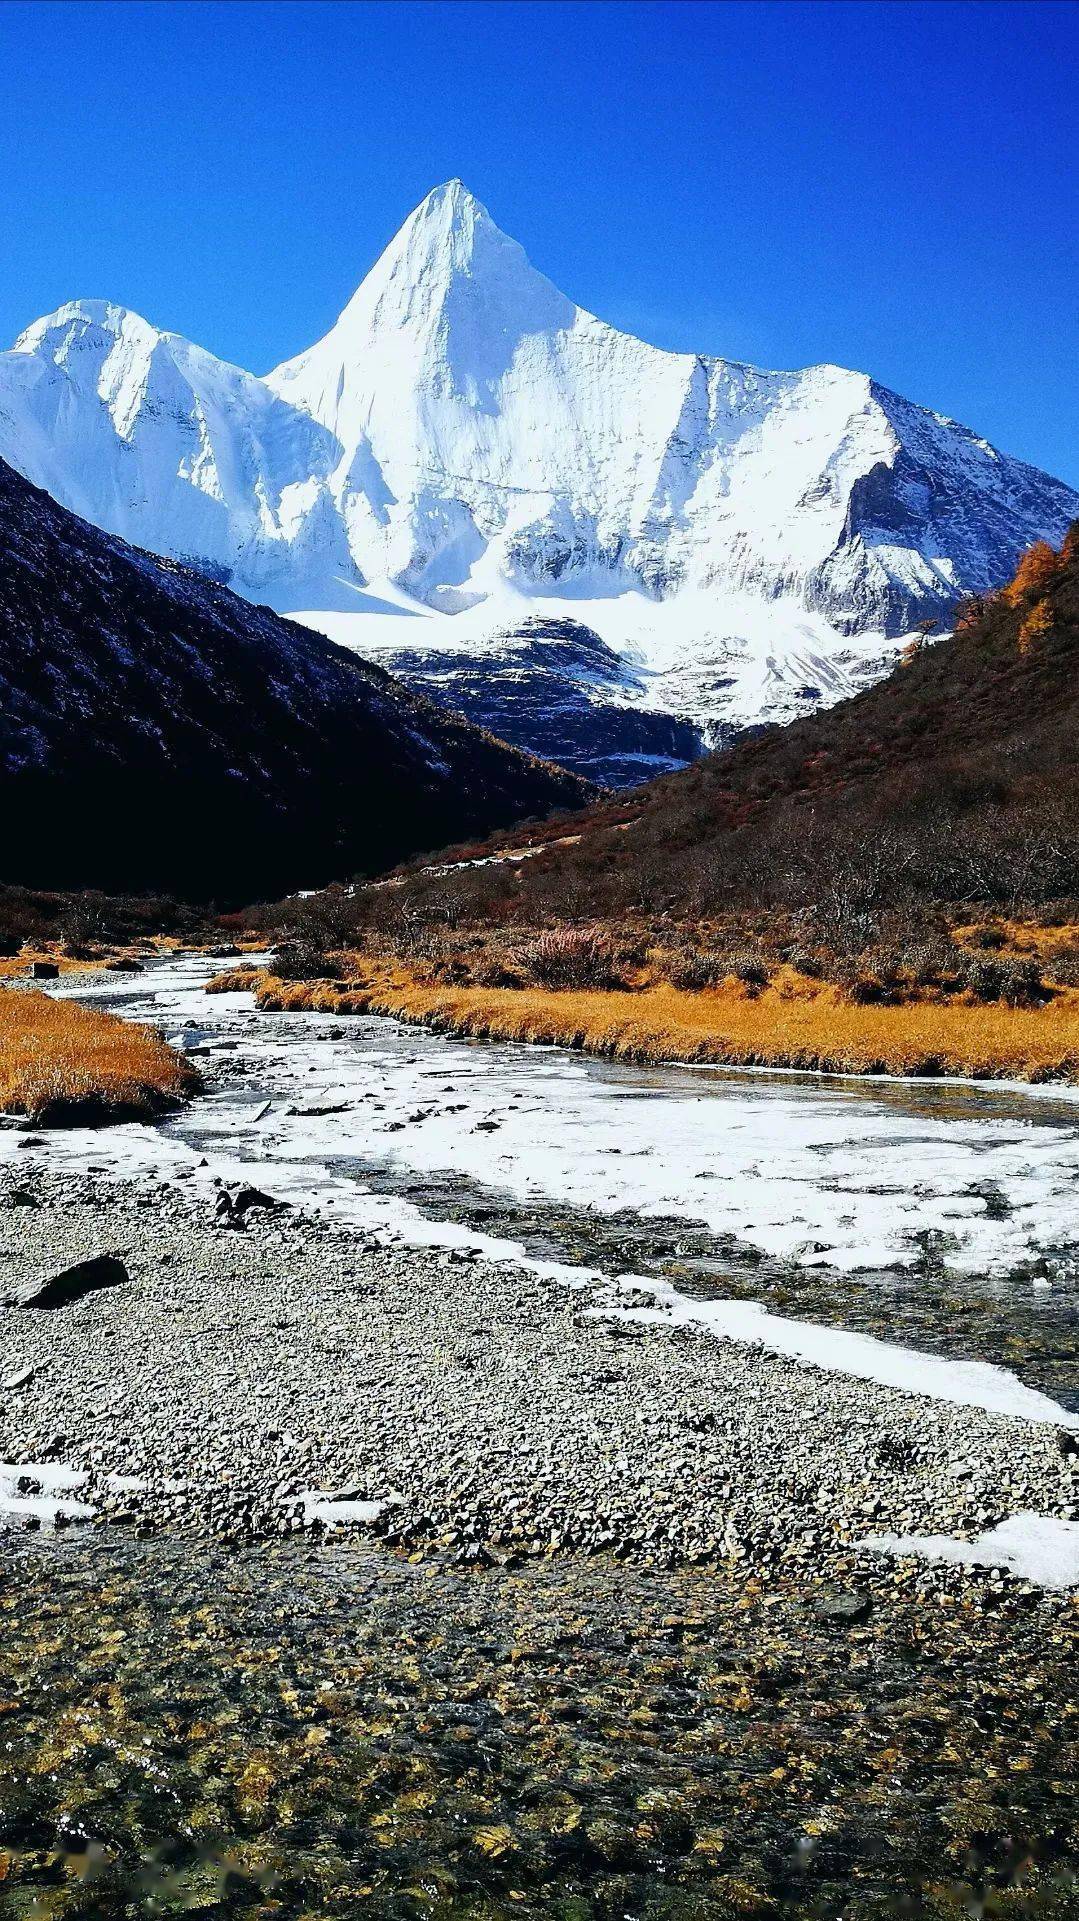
[0,885,217,958]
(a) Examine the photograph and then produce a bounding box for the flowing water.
[2,1530,1077,1920]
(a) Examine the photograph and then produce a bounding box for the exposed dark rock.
[380,615,707,787]
[214,1184,287,1227]
[9,1251,130,1310]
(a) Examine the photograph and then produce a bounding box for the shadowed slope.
[0,460,593,898]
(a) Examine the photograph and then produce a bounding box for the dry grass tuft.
[0,948,114,979]
[0,988,201,1125]
[204,967,266,995]
[208,956,1079,1083]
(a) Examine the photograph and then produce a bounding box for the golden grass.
[0,937,187,979]
[206,959,1079,1083]
[952,918,1079,956]
[0,988,201,1124]
[0,934,263,980]
[0,948,112,978]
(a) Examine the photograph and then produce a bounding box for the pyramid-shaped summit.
[266,180,578,449]
[0,179,1075,780]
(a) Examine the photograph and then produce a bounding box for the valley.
[0,60,1077,1920]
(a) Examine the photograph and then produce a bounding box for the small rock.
[815,1588,873,1624]
[215,1184,287,1225]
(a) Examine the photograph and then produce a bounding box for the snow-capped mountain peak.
[0,182,1076,784]
[0,290,350,587]
[267,181,577,460]
[14,297,156,359]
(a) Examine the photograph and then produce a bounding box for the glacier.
[1,179,1075,782]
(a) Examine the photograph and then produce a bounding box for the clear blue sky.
[1,0,1076,484]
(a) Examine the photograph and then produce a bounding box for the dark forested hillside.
[0,462,592,898]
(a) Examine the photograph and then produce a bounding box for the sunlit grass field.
[207,958,1079,1082]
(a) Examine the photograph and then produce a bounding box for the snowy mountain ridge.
[1,180,1076,782]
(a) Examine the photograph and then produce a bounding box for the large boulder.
[7,1251,130,1309]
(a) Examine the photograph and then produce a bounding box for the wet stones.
[814,1587,873,1624]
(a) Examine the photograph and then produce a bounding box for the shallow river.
[3,1527,1077,1920]
[31,952,1079,1414]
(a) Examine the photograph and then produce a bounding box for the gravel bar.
[1,1161,1076,1596]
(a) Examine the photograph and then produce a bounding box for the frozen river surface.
[13,952,1079,1422]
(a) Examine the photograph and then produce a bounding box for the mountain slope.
[373,614,706,785]
[0,460,592,898]
[376,526,1079,927]
[1,183,1076,781]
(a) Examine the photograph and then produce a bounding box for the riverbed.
[2,954,1078,1918]
[3,1527,1077,1920]
[27,952,1079,1412]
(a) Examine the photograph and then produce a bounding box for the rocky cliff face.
[1,181,1075,782]
[0,461,593,897]
[375,617,707,786]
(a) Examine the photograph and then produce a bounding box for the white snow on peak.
[1,182,1076,751]
[0,293,353,589]
[270,179,578,442]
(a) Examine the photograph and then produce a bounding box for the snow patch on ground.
[589,1277,1076,1427]
[289,1491,389,1531]
[863,1514,1079,1591]
[0,1460,97,1526]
